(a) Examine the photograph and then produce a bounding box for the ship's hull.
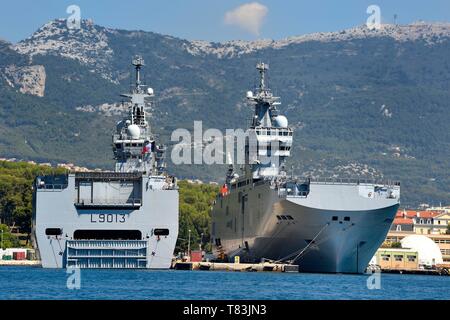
[32,173,178,269]
[211,180,399,273]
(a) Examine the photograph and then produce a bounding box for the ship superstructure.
[211,63,400,273]
[32,56,178,269]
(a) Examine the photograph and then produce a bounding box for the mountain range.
[0,19,449,207]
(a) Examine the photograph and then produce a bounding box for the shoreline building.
[385,209,450,262]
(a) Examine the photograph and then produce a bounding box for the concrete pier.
[0,260,42,267]
[173,261,299,272]
[381,267,449,276]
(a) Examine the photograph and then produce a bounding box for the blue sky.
[1,0,449,43]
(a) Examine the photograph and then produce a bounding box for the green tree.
[176,181,218,253]
[0,224,20,249]
[390,241,402,248]
[0,161,66,237]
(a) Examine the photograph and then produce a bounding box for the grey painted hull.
[212,181,399,273]
[32,174,178,269]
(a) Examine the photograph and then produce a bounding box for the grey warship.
[32,56,178,268]
[211,63,400,273]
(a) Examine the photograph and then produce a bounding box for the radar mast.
[112,56,166,175]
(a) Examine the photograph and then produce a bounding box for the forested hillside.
[0,20,449,206]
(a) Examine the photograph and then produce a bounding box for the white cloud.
[224,2,268,36]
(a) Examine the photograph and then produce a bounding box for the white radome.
[273,115,288,128]
[401,235,443,266]
[246,91,253,98]
[127,124,141,139]
[147,87,154,95]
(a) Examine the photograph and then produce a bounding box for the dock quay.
[0,260,41,267]
[173,261,299,273]
[380,267,450,276]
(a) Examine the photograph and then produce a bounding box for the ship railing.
[74,198,142,207]
[66,240,148,249]
[289,176,400,187]
[253,180,266,187]
[162,184,178,190]
[278,189,308,198]
[75,171,142,181]
[371,190,399,200]
[36,183,68,191]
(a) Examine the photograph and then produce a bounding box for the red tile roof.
[393,218,413,225]
[418,211,440,218]
[396,210,440,219]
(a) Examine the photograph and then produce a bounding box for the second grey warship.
[32,56,179,269]
[211,63,400,273]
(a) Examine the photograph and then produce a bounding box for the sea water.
[0,267,449,300]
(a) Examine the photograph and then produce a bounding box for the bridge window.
[45,228,62,236]
[154,229,169,236]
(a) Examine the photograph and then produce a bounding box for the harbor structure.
[32,56,179,269]
[387,209,450,262]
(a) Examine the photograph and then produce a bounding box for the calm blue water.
[0,267,449,300]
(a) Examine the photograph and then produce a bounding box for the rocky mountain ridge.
[185,22,450,58]
[0,19,449,206]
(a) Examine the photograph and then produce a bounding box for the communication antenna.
[132,55,145,93]
[394,14,398,25]
[256,62,269,92]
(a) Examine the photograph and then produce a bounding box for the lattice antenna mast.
[132,55,145,93]
[256,62,269,93]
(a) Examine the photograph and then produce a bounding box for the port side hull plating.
[212,182,398,273]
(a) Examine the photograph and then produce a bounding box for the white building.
[401,235,443,267]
